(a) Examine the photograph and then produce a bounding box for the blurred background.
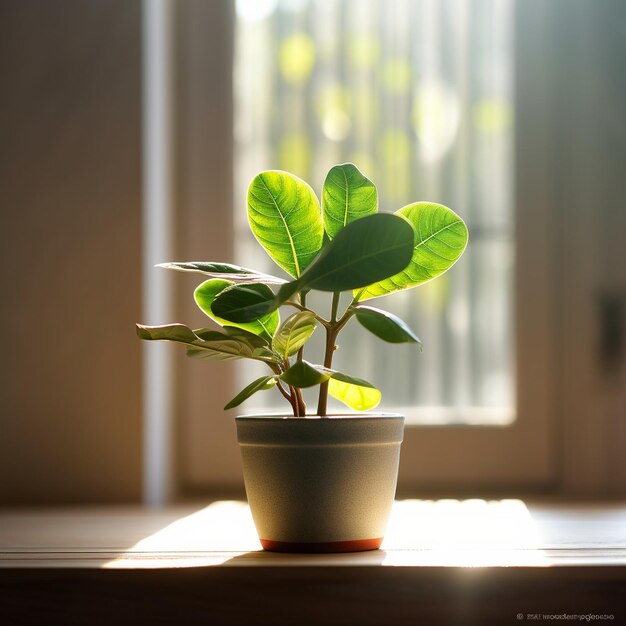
[1,0,624,506]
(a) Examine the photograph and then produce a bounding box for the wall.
[0,1,142,504]
[553,0,626,494]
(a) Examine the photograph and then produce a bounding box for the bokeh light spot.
[473,98,513,134]
[348,35,380,69]
[236,0,277,22]
[279,33,316,84]
[412,80,460,163]
[278,132,311,178]
[322,109,351,141]
[382,58,413,93]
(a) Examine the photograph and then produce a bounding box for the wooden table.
[1,500,625,624]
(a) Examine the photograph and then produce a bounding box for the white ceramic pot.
[235,413,404,553]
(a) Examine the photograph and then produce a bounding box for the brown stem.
[316,292,341,417]
[275,380,297,416]
[276,379,293,402]
[288,385,300,417]
[296,291,307,364]
[294,387,306,416]
[283,355,306,416]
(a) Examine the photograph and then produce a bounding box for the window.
[234,0,515,425]
[165,1,620,495]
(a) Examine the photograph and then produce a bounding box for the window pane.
[234,0,514,423]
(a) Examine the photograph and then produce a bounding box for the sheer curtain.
[234,0,514,422]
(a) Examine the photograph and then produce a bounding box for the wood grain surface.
[1,500,625,624]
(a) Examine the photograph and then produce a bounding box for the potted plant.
[137,163,468,553]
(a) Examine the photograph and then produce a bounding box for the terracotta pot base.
[260,537,383,553]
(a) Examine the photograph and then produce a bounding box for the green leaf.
[279,361,380,411]
[353,305,422,345]
[224,376,277,410]
[252,346,282,362]
[136,323,259,361]
[194,279,279,340]
[272,311,317,357]
[211,280,300,325]
[212,214,415,324]
[220,326,269,348]
[357,202,468,300]
[299,213,414,292]
[279,361,332,388]
[210,282,278,324]
[328,374,381,411]
[197,327,281,362]
[156,261,287,284]
[136,323,198,344]
[322,163,378,239]
[247,170,324,278]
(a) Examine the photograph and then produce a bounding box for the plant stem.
[316,292,341,416]
[288,385,300,416]
[283,356,306,416]
[276,379,297,415]
[330,290,341,322]
[296,292,307,364]
[294,387,306,416]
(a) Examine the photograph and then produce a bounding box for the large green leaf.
[358,202,468,300]
[272,311,317,358]
[299,213,414,292]
[136,323,260,361]
[322,163,378,239]
[212,214,415,325]
[353,305,422,345]
[328,374,381,411]
[194,278,279,340]
[224,376,277,410]
[248,170,324,278]
[156,261,287,284]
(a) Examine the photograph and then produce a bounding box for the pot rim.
[236,412,404,421]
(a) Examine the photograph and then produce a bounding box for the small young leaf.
[357,202,468,300]
[248,170,324,278]
[322,163,378,239]
[224,376,277,410]
[197,327,280,361]
[252,346,283,362]
[220,326,269,347]
[194,278,279,340]
[185,346,246,361]
[272,311,317,357]
[137,323,262,361]
[353,305,422,345]
[279,361,332,388]
[298,213,414,292]
[186,336,254,360]
[328,374,381,411]
[157,261,287,284]
[136,323,198,344]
